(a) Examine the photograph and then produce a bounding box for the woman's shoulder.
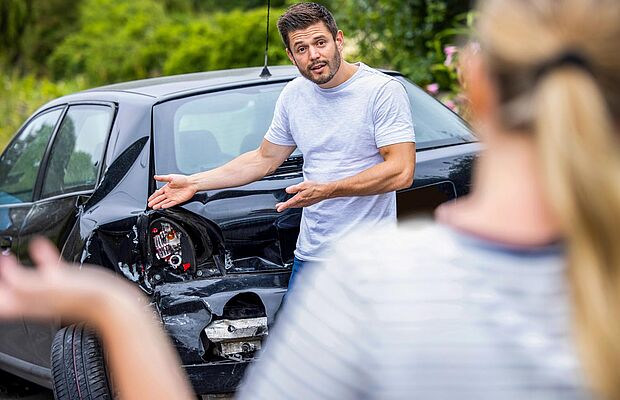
[336,219,455,257]
[325,220,462,280]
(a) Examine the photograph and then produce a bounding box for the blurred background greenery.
[0,0,472,149]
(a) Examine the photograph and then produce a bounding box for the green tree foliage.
[159,9,289,75]
[0,0,82,74]
[47,0,168,84]
[19,0,83,74]
[162,0,333,12]
[0,0,31,67]
[48,0,290,85]
[337,0,471,84]
[164,0,289,13]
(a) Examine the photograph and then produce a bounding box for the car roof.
[89,65,302,98]
[90,65,400,99]
[38,65,401,111]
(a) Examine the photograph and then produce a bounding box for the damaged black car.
[0,66,479,398]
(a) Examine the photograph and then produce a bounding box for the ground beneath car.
[0,371,52,400]
[0,370,234,400]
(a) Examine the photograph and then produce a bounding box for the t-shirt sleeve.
[264,90,297,147]
[373,79,416,148]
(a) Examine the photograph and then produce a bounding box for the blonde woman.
[238,0,620,399]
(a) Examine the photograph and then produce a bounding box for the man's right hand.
[147,174,197,209]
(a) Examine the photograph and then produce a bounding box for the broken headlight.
[149,219,196,280]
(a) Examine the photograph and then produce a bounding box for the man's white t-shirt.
[265,63,415,262]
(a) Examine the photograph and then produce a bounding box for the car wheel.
[51,324,113,400]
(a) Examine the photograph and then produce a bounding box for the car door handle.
[0,236,12,249]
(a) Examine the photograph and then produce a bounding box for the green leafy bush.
[47,0,290,85]
[165,0,289,12]
[47,0,167,85]
[0,0,30,68]
[337,0,471,84]
[160,9,289,75]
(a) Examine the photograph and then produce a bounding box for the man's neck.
[318,61,359,89]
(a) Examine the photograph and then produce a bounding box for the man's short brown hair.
[277,3,338,50]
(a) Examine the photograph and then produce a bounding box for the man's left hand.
[276,181,333,212]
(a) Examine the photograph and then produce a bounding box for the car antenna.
[260,0,272,79]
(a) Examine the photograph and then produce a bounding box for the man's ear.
[335,30,344,53]
[286,48,296,65]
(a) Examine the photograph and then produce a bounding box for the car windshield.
[154,77,476,175]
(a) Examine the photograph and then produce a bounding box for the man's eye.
[297,47,306,53]
[317,40,326,46]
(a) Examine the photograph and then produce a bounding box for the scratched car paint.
[0,66,479,396]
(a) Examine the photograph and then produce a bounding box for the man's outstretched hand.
[275,180,334,212]
[148,174,197,209]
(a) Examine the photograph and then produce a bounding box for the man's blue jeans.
[288,256,311,291]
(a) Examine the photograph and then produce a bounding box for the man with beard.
[148,3,415,285]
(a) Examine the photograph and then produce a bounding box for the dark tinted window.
[41,105,113,198]
[0,109,63,204]
[154,78,475,175]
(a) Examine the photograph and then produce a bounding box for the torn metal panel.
[204,317,268,343]
[154,273,287,365]
[184,362,249,394]
[204,317,268,361]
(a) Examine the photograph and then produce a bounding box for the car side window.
[41,105,113,198]
[0,109,63,204]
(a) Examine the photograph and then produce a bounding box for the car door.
[0,107,64,364]
[16,103,115,368]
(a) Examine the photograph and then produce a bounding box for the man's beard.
[299,50,342,85]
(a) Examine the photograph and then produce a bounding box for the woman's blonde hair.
[476,0,620,397]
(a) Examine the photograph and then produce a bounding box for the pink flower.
[444,45,458,67]
[426,83,440,95]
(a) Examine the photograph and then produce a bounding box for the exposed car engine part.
[149,219,196,281]
[152,222,184,268]
[204,317,268,361]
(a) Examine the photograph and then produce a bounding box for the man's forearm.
[189,150,276,192]
[328,160,414,198]
[274,143,415,212]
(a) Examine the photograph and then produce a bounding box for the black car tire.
[51,324,113,400]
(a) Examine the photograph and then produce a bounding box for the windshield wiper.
[281,154,303,166]
[270,154,303,175]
